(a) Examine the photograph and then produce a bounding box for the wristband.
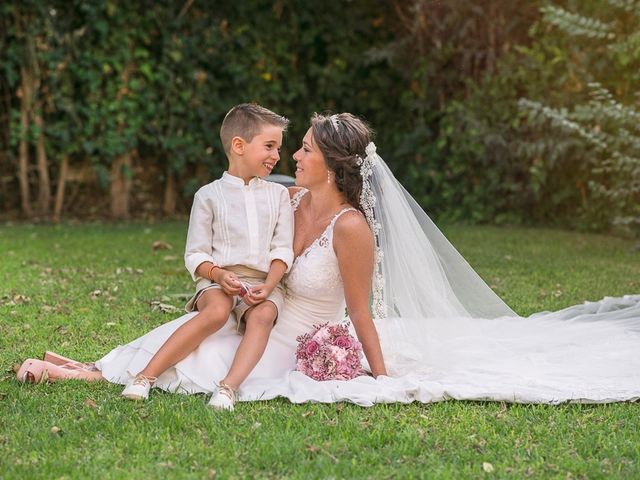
[207,263,221,281]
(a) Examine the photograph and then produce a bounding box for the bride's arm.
[334,212,388,378]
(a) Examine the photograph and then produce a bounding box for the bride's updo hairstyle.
[311,112,373,213]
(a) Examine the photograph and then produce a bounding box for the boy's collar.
[222,171,262,187]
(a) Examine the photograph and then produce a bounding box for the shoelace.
[217,381,236,401]
[133,374,157,387]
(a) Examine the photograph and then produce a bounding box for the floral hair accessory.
[330,114,341,131]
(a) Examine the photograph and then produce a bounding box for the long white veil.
[359,143,640,394]
[362,143,516,322]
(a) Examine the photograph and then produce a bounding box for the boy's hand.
[242,283,273,307]
[213,269,241,296]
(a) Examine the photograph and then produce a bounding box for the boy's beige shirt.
[185,172,294,293]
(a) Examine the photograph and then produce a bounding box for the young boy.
[122,104,293,410]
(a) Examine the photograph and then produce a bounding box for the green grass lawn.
[1,222,639,479]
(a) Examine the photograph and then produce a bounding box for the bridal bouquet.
[295,322,364,381]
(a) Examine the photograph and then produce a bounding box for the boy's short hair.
[220,103,289,154]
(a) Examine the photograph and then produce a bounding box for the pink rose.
[334,335,353,348]
[305,340,320,356]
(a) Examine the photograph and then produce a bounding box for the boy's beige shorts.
[185,265,284,334]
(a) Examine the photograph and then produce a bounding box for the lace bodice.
[279,189,357,330]
[285,207,355,301]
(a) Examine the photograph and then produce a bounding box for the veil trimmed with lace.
[360,142,516,323]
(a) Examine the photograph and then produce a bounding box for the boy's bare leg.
[220,301,277,390]
[139,289,234,378]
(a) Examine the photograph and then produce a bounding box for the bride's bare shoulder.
[333,209,372,243]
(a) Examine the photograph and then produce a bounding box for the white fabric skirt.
[96,295,640,406]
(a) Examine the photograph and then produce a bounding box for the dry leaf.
[302,411,313,418]
[13,294,30,304]
[50,426,62,436]
[150,301,181,314]
[84,399,98,409]
[306,444,320,454]
[208,469,217,479]
[90,290,101,299]
[152,241,173,250]
[163,255,178,261]
[482,462,494,473]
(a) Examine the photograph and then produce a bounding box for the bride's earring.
[327,171,332,184]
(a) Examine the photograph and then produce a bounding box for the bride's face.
[292,128,327,188]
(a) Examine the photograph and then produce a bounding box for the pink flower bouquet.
[295,322,364,381]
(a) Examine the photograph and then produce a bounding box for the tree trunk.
[18,66,32,217]
[34,110,51,216]
[53,154,69,222]
[110,59,134,219]
[163,169,177,216]
[110,152,132,219]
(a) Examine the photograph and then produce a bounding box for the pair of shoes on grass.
[121,375,236,411]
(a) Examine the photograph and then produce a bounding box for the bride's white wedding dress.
[96,188,640,406]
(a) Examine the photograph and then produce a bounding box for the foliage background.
[0,0,638,234]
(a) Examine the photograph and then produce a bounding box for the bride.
[17,112,640,406]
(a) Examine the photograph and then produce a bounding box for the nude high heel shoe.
[16,359,102,383]
[43,351,97,370]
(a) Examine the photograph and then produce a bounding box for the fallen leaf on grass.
[157,461,174,469]
[90,290,101,299]
[163,255,178,261]
[13,294,30,304]
[84,399,98,409]
[150,301,181,314]
[301,411,313,418]
[208,469,217,479]
[152,241,173,251]
[116,267,144,275]
[50,426,63,436]
[55,325,69,335]
[1,294,31,307]
[482,462,494,473]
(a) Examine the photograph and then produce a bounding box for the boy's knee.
[199,304,230,328]
[244,303,277,329]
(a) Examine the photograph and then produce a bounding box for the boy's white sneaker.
[208,382,236,411]
[121,374,156,400]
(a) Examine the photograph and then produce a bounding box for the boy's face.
[238,125,283,178]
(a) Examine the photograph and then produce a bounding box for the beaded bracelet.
[207,263,220,281]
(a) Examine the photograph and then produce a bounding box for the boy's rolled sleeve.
[269,188,294,271]
[184,190,216,281]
